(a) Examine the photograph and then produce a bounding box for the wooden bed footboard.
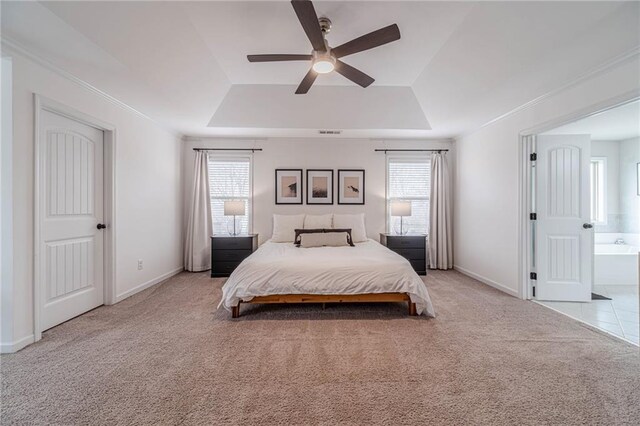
[231,293,417,318]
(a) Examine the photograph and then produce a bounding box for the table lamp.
[224,200,245,236]
[391,200,412,235]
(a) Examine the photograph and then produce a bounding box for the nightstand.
[210,234,258,278]
[379,233,427,275]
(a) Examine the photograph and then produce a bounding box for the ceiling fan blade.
[295,68,318,94]
[291,0,326,52]
[334,60,375,88]
[247,54,312,62]
[332,24,401,58]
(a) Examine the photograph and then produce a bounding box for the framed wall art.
[306,169,334,204]
[275,169,303,204]
[337,169,365,205]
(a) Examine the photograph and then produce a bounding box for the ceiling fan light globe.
[312,59,335,74]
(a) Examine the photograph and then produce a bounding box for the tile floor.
[538,285,639,345]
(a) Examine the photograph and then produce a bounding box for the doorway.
[522,99,640,345]
[34,96,116,339]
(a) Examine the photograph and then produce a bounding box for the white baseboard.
[0,334,35,354]
[453,265,520,298]
[113,266,184,303]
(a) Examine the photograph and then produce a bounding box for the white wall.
[454,56,640,297]
[183,138,453,245]
[1,57,14,349]
[3,50,184,352]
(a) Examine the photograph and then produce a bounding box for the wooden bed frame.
[231,293,417,318]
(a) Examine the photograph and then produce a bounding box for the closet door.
[39,109,105,331]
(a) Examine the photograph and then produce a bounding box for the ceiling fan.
[247,0,401,94]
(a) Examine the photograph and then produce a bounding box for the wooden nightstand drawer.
[211,261,243,275]
[409,259,426,274]
[212,249,252,262]
[393,248,425,261]
[381,235,425,249]
[212,237,254,250]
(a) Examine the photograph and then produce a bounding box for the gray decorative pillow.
[299,232,350,248]
[294,228,354,246]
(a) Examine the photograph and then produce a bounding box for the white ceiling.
[543,100,640,141]
[184,1,474,86]
[1,1,639,138]
[208,85,430,129]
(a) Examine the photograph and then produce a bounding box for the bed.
[218,239,435,318]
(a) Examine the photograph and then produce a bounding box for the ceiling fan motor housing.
[318,17,332,34]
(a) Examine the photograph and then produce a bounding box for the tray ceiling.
[1,1,638,138]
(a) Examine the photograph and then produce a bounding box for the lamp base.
[227,216,240,236]
[393,217,409,235]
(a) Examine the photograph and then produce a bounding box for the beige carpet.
[1,270,639,425]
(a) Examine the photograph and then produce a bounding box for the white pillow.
[332,213,367,243]
[303,214,332,229]
[272,214,305,242]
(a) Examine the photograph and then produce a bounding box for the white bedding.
[219,239,435,316]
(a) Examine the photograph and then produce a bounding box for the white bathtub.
[595,244,640,255]
[594,244,639,286]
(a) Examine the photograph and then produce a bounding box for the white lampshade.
[390,200,412,217]
[224,200,245,216]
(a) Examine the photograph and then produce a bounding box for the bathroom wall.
[619,137,640,234]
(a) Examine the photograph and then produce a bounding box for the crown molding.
[0,37,183,139]
[518,89,640,137]
[183,136,268,142]
[458,45,640,140]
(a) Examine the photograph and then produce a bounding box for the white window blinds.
[208,155,252,235]
[387,156,431,234]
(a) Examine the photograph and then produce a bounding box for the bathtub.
[594,243,639,286]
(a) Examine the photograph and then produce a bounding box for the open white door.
[535,134,592,301]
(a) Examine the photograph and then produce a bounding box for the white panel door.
[39,110,104,331]
[536,134,592,301]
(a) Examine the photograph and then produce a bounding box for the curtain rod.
[374,149,448,153]
[193,148,262,152]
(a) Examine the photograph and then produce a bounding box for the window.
[208,155,252,235]
[386,156,431,234]
[590,157,606,224]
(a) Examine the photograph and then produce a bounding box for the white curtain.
[184,151,213,272]
[428,152,453,269]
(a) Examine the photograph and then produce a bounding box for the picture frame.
[337,169,365,205]
[306,169,334,204]
[275,169,303,204]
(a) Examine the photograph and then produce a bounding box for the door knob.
[97,223,107,230]
[583,223,593,229]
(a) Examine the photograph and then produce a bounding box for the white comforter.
[219,239,435,316]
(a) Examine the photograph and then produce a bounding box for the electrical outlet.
[137,259,143,270]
